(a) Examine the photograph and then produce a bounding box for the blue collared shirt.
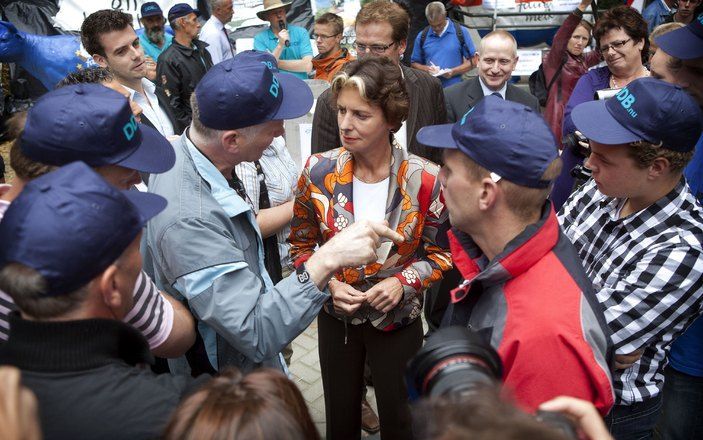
[139,32,173,61]
[411,20,475,88]
[253,25,313,79]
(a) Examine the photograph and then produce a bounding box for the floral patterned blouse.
[289,144,453,331]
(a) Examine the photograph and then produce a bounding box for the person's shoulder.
[407,153,440,175]
[444,76,474,97]
[405,65,442,89]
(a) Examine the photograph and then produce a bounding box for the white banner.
[54,0,197,32]
[461,0,591,29]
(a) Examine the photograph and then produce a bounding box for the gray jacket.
[143,133,329,372]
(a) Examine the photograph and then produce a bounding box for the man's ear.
[97,264,123,311]
[648,156,672,180]
[478,177,499,211]
[93,53,108,68]
[221,129,242,155]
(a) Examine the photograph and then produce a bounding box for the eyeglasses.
[598,38,632,53]
[353,41,396,55]
[313,33,340,40]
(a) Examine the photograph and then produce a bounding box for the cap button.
[38,183,51,192]
[224,65,232,72]
[74,88,84,95]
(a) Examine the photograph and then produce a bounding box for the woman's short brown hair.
[330,57,409,131]
[163,368,317,440]
[593,6,649,65]
[7,112,55,181]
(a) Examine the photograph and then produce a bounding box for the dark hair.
[413,391,570,440]
[81,9,134,57]
[163,369,315,440]
[7,112,55,181]
[356,0,409,43]
[56,66,115,88]
[593,6,649,65]
[315,12,344,36]
[0,263,88,319]
[330,57,409,131]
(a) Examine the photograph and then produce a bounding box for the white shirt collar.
[479,76,508,99]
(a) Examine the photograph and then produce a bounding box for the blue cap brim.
[122,190,167,225]
[655,27,703,60]
[571,100,642,145]
[416,124,458,150]
[118,124,176,174]
[270,72,314,120]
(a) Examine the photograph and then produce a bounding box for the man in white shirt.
[81,9,179,137]
[200,0,235,64]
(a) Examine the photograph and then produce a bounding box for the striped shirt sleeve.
[123,270,174,350]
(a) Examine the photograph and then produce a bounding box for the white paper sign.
[54,0,197,31]
[514,49,543,76]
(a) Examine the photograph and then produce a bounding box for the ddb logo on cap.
[615,87,638,119]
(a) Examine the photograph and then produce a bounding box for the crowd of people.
[0,0,702,439]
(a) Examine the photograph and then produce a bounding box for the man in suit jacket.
[444,30,540,122]
[311,0,447,165]
[81,9,179,137]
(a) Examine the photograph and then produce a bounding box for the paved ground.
[289,318,380,439]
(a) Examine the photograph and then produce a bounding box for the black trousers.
[318,311,423,440]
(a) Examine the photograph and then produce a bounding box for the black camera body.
[407,326,578,439]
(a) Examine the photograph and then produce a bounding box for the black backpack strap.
[419,25,430,62]
[254,160,284,284]
[452,19,468,58]
[546,56,567,92]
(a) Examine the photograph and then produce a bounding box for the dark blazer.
[444,76,540,123]
[311,64,447,164]
[140,86,181,134]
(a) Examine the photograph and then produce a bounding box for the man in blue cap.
[559,77,703,439]
[156,3,213,131]
[647,16,703,439]
[0,162,196,439]
[139,2,173,61]
[0,84,194,359]
[144,51,404,375]
[415,96,615,415]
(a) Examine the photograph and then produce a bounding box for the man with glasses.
[311,0,447,165]
[253,0,313,79]
[410,1,476,88]
[156,3,213,132]
[444,30,539,124]
[312,12,353,82]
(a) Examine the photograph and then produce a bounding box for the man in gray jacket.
[144,51,403,374]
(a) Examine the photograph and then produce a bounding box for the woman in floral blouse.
[289,57,452,439]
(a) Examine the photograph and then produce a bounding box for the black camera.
[407,327,578,439]
[562,131,592,188]
[406,326,503,400]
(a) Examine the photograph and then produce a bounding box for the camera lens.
[406,326,503,399]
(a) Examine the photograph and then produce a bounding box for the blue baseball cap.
[417,96,559,189]
[141,2,164,18]
[194,50,313,130]
[655,13,703,59]
[168,3,200,23]
[571,78,702,152]
[0,162,167,297]
[21,84,175,174]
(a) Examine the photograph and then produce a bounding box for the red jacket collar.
[448,203,560,303]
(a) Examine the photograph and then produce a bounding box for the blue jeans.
[655,367,703,440]
[605,395,662,440]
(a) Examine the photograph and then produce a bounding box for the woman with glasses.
[550,5,650,210]
[289,57,451,440]
[543,0,599,148]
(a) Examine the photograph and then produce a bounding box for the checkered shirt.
[558,179,703,405]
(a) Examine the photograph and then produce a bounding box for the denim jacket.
[143,132,329,373]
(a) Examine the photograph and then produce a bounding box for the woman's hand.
[366,277,404,313]
[329,279,367,315]
[539,396,613,440]
[578,0,592,12]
